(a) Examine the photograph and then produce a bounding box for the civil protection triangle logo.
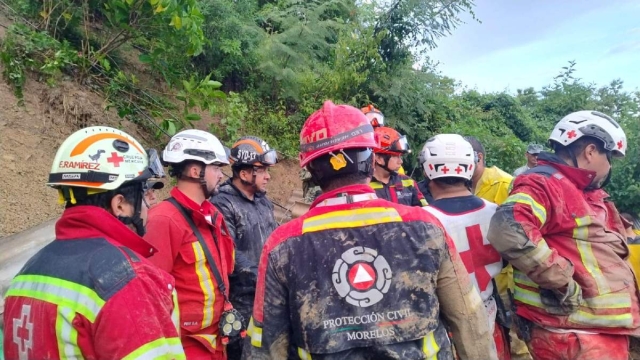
[332,246,392,308]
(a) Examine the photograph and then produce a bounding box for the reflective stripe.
[171,289,180,336]
[192,242,216,329]
[420,198,428,206]
[422,330,440,359]
[247,317,262,347]
[302,207,402,233]
[193,334,217,349]
[122,337,185,360]
[56,307,82,359]
[7,275,105,322]
[401,179,414,188]
[574,223,610,294]
[513,271,539,289]
[298,348,312,360]
[569,310,633,328]
[514,285,544,307]
[369,182,383,189]
[582,293,631,309]
[573,216,591,240]
[503,193,547,226]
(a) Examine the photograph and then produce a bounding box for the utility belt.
[167,198,246,345]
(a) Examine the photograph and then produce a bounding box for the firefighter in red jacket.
[3,126,184,359]
[488,111,640,359]
[370,126,428,206]
[144,129,240,359]
[243,101,497,359]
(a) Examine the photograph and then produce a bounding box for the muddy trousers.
[527,327,629,360]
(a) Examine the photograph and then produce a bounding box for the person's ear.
[110,194,127,216]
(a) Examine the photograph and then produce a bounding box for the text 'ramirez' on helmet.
[162,129,230,166]
[419,134,476,181]
[230,136,277,167]
[48,126,162,191]
[299,101,378,168]
[549,110,627,157]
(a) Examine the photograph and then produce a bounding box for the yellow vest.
[629,244,640,288]
[398,166,405,175]
[474,166,513,205]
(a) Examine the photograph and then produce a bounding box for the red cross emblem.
[455,166,463,174]
[441,166,450,174]
[348,263,376,291]
[458,225,502,292]
[567,130,577,139]
[13,304,33,358]
[428,164,434,170]
[617,140,624,150]
[107,152,125,167]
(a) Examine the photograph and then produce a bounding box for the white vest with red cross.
[422,200,502,302]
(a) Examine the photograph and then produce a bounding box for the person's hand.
[540,279,582,315]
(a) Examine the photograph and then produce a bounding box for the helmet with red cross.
[549,110,627,158]
[419,134,476,181]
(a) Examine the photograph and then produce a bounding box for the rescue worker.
[144,129,238,359]
[513,144,543,177]
[211,136,278,359]
[3,126,184,359]
[361,104,406,175]
[370,126,427,206]
[488,110,640,359]
[243,101,497,359]
[419,134,510,360]
[145,178,164,208]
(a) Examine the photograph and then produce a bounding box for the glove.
[540,279,582,315]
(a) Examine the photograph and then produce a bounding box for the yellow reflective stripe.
[302,207,402,233]
[569,310,633,328]
[192,242,216,329]
[513,271,539,289]
[171,289,180,336]
[503,193,547,226]
[298,348,312,360]
[420,198,428,206]
[582,293,631,309]
[7,275,105,322]
[525,238,554,265]
[122,337,185,360]
[422,330,440,359]
[369,182,383,189]
[56,307,81,359]
[573,216,591,240]
[192,334,217,349]
[247,317,262,348]
[514,286,544,308]
[401,179,414,188]
[575,242,610,295]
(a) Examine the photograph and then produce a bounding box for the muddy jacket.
[243,184,497,360]
[211,179,278,266]
[371,173,428,206]
[145,188,235,356]
[488,152,640,335]
[3,206,183,359]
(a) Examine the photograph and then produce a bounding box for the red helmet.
[299,101,378,167]
[361,104,385,127]
[374,126,410,155]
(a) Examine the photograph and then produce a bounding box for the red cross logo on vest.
[458,224,501,292]
[13,304,33,359]
[348,263,376,291]
[107,152,125,167]
[567,130,577,139]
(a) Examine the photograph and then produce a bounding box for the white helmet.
[48,126,163,191]
[419,134,476,181]
[163,129,230,166]
[549,110,627,157]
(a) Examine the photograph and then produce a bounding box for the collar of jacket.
[310,184,376,208]
[537,152,599,191]
[218,178,265,202]
[55,205,158,257]
[372,172,400,185]
[170,187,218,216]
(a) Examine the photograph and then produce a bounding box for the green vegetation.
[0,0,638,212]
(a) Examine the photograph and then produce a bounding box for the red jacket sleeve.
[144,212,186,273]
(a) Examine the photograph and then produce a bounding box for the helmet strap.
[375,154,396,175]
[117,184,146,236]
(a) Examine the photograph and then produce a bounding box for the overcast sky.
[429,0,640,93]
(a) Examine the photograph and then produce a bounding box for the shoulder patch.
[523,164,558,178]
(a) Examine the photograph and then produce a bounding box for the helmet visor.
[259,149,278,166]
[390,135,410,154]
[147,149,166,178]
[365,112,384,127]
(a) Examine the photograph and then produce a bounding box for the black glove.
[540,279,582,315]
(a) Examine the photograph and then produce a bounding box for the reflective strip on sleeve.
[191,242,216,329]
[513,285,544,308]
[522,238,554,266]
[369,182,384,189]
[298,348,312,360]
[569,310,633,328]
[56,307,82,359]
[420,198,428,206]
[582,292,631,309]
[7,274,105,322]
[302,207,402,233]
[171,289,180,336]
[573,216,591,240]
[247,317,262,348]
[503,193,547,226]
[513,271,539,289]
[401,179,414,188]
[122,337,185,360]
[422,330,440,359]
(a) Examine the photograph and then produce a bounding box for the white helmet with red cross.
[549,110,627,157]
[419,134,476,181]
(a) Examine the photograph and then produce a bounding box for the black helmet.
[229,136,277,167]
